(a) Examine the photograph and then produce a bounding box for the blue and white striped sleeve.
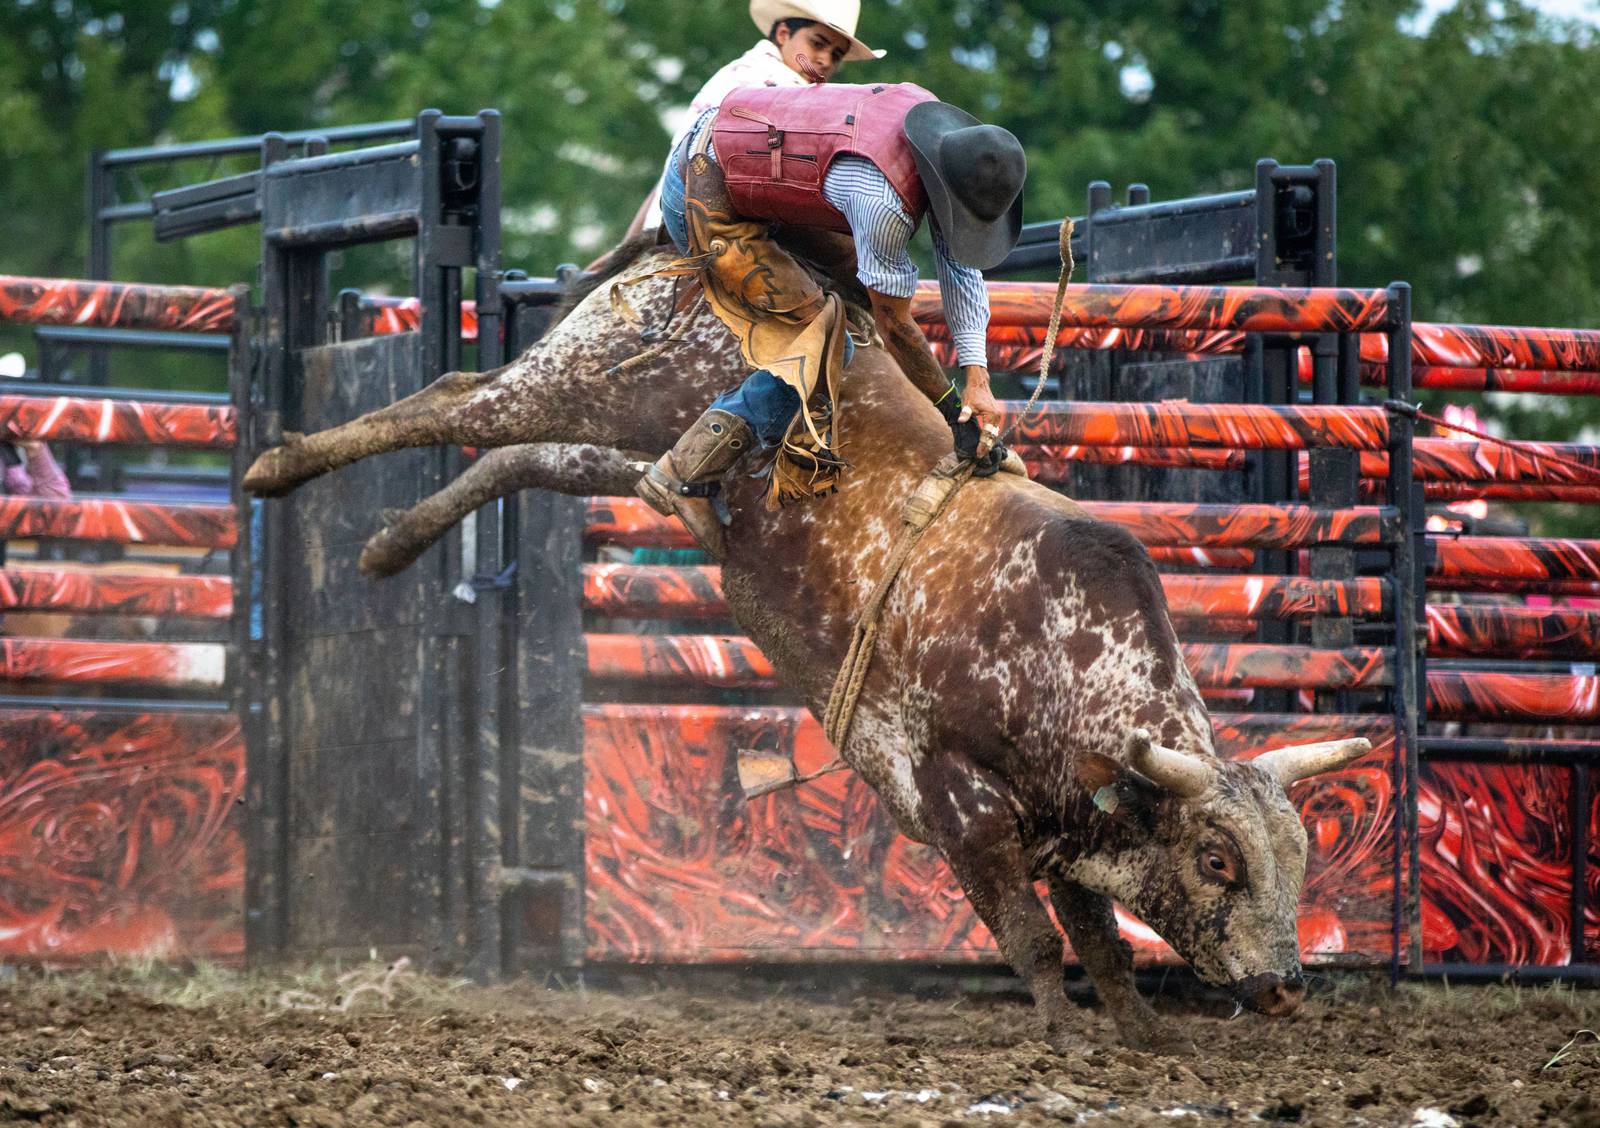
[821,156,920,299]
[930,221,991,369]
[822,156,991,368]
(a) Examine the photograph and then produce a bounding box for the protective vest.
[710,82,937,233]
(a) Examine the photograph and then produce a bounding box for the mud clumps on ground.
[0,965,1594,1126]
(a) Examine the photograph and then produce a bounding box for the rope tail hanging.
[1000,216,1075,446]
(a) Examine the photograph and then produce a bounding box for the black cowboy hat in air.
[904,102,1026,272]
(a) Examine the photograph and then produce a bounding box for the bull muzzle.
[1230,971,1306,1017]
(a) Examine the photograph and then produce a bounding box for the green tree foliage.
[1,0,1597,525]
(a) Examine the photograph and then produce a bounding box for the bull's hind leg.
[244,367,519,497]
[1047,877,1197,1056]
[921,761,1081,1053]
[360,443,646,577]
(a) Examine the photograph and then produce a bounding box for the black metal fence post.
[1384,281,1422,978]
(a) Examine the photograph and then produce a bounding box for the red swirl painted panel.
[1417,763,1580,965]
[0,711,243,960]
[582,704,1396,964]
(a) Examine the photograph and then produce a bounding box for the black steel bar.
[4,381,229,405]
[33,326,232,354]
[1386,281,1421,978]
[261,140,420,178]
[1421,739,1600,765]
[468,110,505,983]
[1416,963,1600,983]
[101,120,414,167]
[0,695,232,714]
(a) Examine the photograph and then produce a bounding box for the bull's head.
[1069,730,1370,1017]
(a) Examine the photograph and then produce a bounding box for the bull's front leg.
[1047,876,1196,1056]
[921,763,1081,1052]
[360,443,647,577]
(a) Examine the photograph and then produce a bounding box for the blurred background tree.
[1,0,1597,523]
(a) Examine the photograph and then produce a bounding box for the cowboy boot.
[636,408,755,558]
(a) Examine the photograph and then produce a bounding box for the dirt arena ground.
[0,963,1594,1127]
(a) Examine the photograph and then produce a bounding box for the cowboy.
[632,75,1026,547]
[629,1,882,237]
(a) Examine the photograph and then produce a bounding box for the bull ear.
[1074,752,1156,819]
[1125,729,1216,799]
[1252,737,1372,786]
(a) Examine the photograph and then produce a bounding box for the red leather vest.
[710,82,937,233]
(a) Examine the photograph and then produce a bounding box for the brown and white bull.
[245,239,1369,1055]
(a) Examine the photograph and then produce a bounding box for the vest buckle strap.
[767,126,785,179]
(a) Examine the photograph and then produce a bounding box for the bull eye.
[1201,848,1238,885]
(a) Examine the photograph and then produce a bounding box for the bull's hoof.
[1043,1026,1092,1058]
[359,522,424,578]
[243,434,312,498]
[1119,1023,1197,1057]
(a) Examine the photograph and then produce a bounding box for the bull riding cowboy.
[628,0,882,239]
[630,21,1027,547]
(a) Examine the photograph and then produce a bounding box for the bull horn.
[1124,729,1216,798]
[1252,738,1372,786]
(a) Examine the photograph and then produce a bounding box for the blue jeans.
[657,140,851,448]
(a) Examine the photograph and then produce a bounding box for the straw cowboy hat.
[749,0,885,62]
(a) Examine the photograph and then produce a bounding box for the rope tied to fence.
[1386,399,1600,486]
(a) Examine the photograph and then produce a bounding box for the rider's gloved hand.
[936,384,1007,478]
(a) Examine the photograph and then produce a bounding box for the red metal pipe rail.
[1083,502,1392,548]
[583,497,1391,551]
[930,282,1395,335]
[1028,438,1600,488]
[583,702,1396,757]
[583,637,1597,723]
[365,288,1600,392]
[998,401,1389,450]
[582,565,1390,622]
[0,275,239,333]
[584,633,1394,691]
[589,499,1600,589]
[0,497,236,549]
[0,637,225,689]
[1428,671,1599,724]
[1365,481,1600,504]
[1146,547,1257,569]
[1427,604,1600,661]
[0,568,232,617]
[1430,537,1600,585]
[0,394,236,448]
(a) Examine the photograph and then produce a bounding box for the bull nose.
[1234,972,1306,1017]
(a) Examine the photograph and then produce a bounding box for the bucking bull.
[244,234,1370,1056]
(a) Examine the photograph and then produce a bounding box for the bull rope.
[821,218,1076,755]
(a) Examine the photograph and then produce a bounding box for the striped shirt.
[673,109,991,368]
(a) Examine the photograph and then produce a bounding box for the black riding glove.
[935,384,1007,478]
